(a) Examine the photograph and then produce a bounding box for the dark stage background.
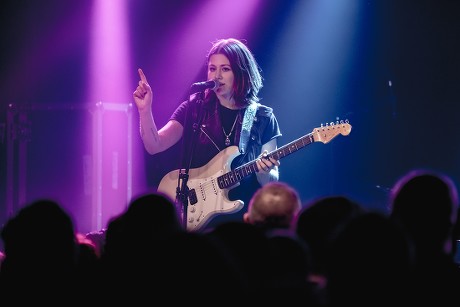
[1,0,459,243]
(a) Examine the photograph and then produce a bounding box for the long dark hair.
[206,38,263,107]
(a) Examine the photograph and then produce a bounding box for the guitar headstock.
[312,120,352,144]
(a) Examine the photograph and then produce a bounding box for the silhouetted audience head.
[102,192,183,267]
[387,169,460,306]
[124,192,183,238]
[99,192,188,297]
[0,199,79,299]
[243,181,301,231]
[327,212,414,306]
[389,169,459,256]
[295,195,365,277]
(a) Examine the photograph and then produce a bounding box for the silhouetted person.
[100,192,184,295]
[388,169,460,305]
[100,192,246,299]
[294,195,365,303]
[0,199,79,301]
[326,212,414,306]
[102,192,183,258]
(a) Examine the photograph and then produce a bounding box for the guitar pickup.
[188,189,198,205]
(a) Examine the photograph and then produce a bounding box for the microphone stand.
[175,90,205,229]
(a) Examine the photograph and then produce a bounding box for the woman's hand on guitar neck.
[256,150,280,173]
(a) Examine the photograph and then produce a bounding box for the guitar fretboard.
[217,133,315,189]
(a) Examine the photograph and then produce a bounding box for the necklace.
[222,113,238,146]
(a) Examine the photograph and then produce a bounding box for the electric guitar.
[158,121,352,231]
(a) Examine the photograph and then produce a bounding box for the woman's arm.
[134,68,183,155]
[139,115,183,155]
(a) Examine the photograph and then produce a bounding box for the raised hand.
[133,68,153,113]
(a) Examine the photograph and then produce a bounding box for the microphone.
[190,80,219,92]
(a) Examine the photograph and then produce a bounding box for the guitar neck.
[217,132,315,189]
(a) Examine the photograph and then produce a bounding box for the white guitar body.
[158,146,245,232]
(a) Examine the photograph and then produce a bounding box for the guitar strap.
[238,102,258,154]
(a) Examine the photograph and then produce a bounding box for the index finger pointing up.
[138,68,149,85]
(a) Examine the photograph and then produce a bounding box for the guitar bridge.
[188,189,198,205]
